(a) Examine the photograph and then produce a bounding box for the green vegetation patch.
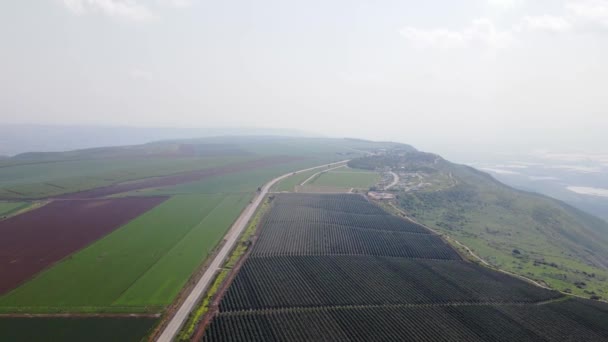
[0,201,29,217]
[0,156,248,199]
[0,316,157,342]
[0,194,250,312]
[310,170,380,189]
[274,169,320,192]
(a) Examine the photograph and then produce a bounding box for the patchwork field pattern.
[0,194,249,312]
[0,196,167,295]
[201,193,608,341]
[60,156,298,199]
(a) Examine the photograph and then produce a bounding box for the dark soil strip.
[0,197,168,295]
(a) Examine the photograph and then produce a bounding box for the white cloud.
[60,0,155,21]
[567,186,608,197]
[566,0,608,28]
[480,167,522,175]
[400,18,515,49]
[518,15,573,33]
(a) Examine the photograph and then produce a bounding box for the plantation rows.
[266,205,429,233]
[252,221,459,259]
[219,256,561,311]
[201,194,608,341]
[272,193,386,215]
[203,300,608,342]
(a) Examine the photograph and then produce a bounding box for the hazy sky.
[1,0,607,157]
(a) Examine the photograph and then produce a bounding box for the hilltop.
[350,151,608,299]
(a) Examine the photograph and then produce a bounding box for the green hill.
[351,151,608,299]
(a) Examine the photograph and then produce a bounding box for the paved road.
[384,171,399,190]
[300,163,348,186]
[157,161,348,342]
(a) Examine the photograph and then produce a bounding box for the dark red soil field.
[59,156,300,199]
[0,197,167,295]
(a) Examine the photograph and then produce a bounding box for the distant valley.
[469,151,608,222]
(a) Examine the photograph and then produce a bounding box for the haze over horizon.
[2,0,608,158]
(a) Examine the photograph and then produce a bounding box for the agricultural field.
[0,155,248,200]
[273,168,323,192]
[0,137,406,340]
[0,194,249,312]
[220,256,560,311]
[203,300,608,342]
[0,197,167,295]
[0,201,29,217]
[0,317,157,342]
[0,136,393,200]
[252,194,458,259]
[198,193,608,341]
[307,167,380,190]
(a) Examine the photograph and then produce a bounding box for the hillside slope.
[350,152,608,299]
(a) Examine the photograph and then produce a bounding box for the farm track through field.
[219,297,571,315]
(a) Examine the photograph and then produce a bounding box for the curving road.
[157,160,348,342]
[299,163,348,186]
[384,171,399,190]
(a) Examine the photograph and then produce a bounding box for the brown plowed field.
[0,197,167,295]
[58,156,300,199]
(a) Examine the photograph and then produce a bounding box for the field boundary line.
[110,195,232,307]
[156,160,349,342]
[218,298,574,316]
[260,220,433,236]
[0,313,161,318]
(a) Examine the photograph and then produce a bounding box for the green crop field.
[274,168,329,192]
[0,156,250,199]
[123,159,338,197]
[0,201,28,216]
[310,169,380,189]
[0,194,250,312]
[0,317,157,342]
[274,169,319,192]
[0,137,404,318]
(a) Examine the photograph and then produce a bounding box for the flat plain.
[309,168,380,189]
[0,194,249,312]
[0,197,167,295]
[0,137,403,339]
